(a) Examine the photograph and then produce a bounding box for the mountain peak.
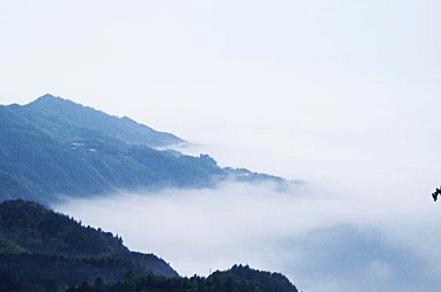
[27,93,67,107]
[25,94,83,113]
[34,93,67,102]
[40,93,57,99]
[36,93,60,102]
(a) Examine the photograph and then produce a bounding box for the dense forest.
[0,200,177,291]
[66,265,298,292]
[1,264,298,292]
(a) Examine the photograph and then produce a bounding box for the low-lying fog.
[55,125,441,292]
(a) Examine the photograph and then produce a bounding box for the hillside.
[0,199,177,291]
[0,200,298,292]
[0,94,284,203]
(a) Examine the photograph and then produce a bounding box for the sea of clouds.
[55,125,441,292]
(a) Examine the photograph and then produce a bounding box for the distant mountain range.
[0,94,284,203]
[0,199,298,292]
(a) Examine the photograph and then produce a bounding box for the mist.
[55,124,441,292]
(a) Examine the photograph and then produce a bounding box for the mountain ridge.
[15,93,185,148]
[0,94,286,203]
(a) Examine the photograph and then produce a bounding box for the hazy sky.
[2,1,441,291]
[1,0,440,136]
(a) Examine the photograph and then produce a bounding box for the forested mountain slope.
[0,94,283,203]
[0,199,177,291]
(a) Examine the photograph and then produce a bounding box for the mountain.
[0,199,177,291]
[21,94,184,148]
[0,94,284,203]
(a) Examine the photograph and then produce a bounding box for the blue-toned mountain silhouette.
[0,94,283,203]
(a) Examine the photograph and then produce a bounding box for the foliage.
[0,199,127,257]
[0,200,177,291]
[65,265,298,292]
[0,233,24,254]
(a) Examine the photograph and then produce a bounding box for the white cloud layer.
[55,173,441,291]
